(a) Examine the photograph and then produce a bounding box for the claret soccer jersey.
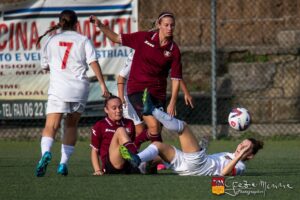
[120,31,182,100]
[90,117,135,170]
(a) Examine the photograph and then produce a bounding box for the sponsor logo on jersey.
[164,50,172,57]
[105,128,116,133]
[212,177,225,195]
[144,40,155,48]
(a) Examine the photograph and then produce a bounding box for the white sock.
[41,136,54,156]
[152,108,185,133]
[60,144,75,165]
[137,144,159,162]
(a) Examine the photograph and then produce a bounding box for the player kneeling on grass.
[90,95,141,175]
[120,90,264,176]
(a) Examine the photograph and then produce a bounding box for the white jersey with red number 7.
[41,30,97,102]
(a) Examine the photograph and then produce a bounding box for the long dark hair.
[248,138,264,155]
[36,10,78,45]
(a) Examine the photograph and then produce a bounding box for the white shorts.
[46,95,86,114]
[169,147,207,176]
[122,97,142,125]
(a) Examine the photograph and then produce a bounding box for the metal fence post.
[211,0,217,140]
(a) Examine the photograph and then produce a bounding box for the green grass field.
[0,139,299,200]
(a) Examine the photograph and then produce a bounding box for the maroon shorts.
[104,156,140,174]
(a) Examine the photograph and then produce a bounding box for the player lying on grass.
[120,90,264,176]
[90,95,141,175]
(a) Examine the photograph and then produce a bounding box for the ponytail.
[36,9,78,46]
[36,23,61,46]
[149,20,159,32]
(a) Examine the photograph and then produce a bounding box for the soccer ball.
[228,107,251,131]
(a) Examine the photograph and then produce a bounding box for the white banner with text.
[0,0,138,119]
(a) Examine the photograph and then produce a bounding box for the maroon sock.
[123,141,138,154]
[148,132,163,142]
[134,129,149,149]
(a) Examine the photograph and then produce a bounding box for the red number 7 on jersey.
[59,42,73,69]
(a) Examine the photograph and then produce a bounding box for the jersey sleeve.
[84,39,97,65]
[119,52,134,78]
[120,32,147,50]
[170,45,183,80]
[90,123,102,151]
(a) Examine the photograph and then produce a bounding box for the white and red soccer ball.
[228,107,251,131]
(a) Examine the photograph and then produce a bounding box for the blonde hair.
[150,11,175,32]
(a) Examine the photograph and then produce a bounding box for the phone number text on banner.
[0,101,47,119]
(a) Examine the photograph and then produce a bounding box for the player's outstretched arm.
[90,61,110,98]
[90,15,121,44]
[91,148,104,175]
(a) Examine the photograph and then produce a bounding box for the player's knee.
[147,124,160,135]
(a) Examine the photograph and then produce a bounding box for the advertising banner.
[0,0,138,119]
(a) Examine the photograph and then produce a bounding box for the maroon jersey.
[90,117,136,170]
[121,31,182,100]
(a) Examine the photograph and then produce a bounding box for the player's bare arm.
[220,142,252,176]
[167,79,180,116]
[90,15,121,44]
[117,75,126,105]
[91,148,104,175]
[90,61,110,98]
[180,80,194,108]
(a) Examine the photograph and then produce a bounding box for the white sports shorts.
[46,95,86,114]
[122,96,142,125]
[169,146,207,176]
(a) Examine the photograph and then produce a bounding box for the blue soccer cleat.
[119,145,141,168]
[57,163,68,176]
[35,151,52,177]
[142,88,155,116]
